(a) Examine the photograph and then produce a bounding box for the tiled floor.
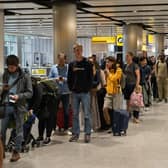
[3,101,168,168]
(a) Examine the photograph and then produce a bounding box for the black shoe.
[43,137,51,145]
[165,99,167,103]
[96,128,106,132]
[157,99,162,103]
[69,134,79,142]
[36,137,43,142]
[84,134,91,143]
[145,104,150,107]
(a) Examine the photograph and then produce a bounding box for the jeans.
[1,105,24,152]
[72,92,92,135]
[56,94,70,130]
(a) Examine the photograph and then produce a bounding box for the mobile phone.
[9,95,16,103]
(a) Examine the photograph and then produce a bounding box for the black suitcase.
[112,109,129,136]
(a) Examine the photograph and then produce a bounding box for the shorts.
[123,84,136,100]
[103,94,122,110]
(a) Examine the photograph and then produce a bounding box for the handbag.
[130,91,144,107]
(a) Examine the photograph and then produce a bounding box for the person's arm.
[49,66,59,79]
[108,68,122,82]
[67,63,73,91]
[87,62,94,90]
[30,83,43,113]
[15,74,33,101]
[155,61,159,77]
[135,68,140,87]
[100,70,106,87]
[0,139,3,168]
[62,64,69,82]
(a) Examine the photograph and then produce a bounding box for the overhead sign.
[117,34,123,46]
[148,34,155,44]
[92,36,116,44]
[31,68,47,76]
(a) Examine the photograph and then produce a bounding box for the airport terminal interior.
[0,0,168,168]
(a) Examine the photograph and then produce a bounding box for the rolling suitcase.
[56,106,73,129]
[112,109,129,136]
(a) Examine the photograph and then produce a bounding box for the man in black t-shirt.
[68,44,93,143]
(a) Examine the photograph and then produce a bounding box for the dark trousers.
[97,88,107,129]
[38,97,57,138]
[38,116,53,138]
[133,111,139,119]
[151,75,158,99]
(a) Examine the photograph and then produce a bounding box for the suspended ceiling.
[1,0,168,37]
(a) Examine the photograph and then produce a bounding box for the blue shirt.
[5,72,19,102]
[140,65,151,85]
[49,64,70,94]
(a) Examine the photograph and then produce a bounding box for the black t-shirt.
[68,58,93,93]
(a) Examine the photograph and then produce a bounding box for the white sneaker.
[64,130,72,136]
[144,107,150,111]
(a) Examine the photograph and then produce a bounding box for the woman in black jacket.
[29,79,58,145]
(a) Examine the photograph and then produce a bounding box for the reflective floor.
[3,101,168,168]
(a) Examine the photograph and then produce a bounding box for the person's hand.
[135,84,139,89]
[28,109,33,116]
[12,95,19,101]
[59,77,64,82]
[55,78,59,82]
[104,68,109,75]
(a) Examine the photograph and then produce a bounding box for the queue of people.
[0,44,168,165]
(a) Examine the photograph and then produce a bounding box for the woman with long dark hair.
[103,56,122,127]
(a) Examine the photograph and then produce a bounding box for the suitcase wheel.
[113,132,121,136]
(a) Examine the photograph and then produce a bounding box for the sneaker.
[133,118,140,124]
[107,129,112,134]
[69,134,79,142]
[64,130,72,136]
[144,107,150,111]
[43,137,51,145]
[10,150,20,162]
[84,134,91,143]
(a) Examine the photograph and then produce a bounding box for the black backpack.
[40,80,58,97]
